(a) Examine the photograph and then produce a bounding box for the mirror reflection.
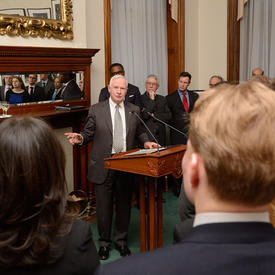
[0,0,61,20]
[0,71,85,105]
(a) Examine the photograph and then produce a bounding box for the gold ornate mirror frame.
[0,0,73,40]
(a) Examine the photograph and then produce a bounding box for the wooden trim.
[227,0,240,83]
[167,0,185,93]
[104,0,112,85]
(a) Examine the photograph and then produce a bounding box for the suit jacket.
[60,80,82,101]
[1,219,100,275]
[96,222,275,275]
[0,86,6,101]
[80,100,149,184]
[37,79,55,100]
[166,90,199,145]
[99,83,142,107]
[26,85,45,102]
[140,92,171,146]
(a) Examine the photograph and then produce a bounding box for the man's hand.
[64,133,83,145]
[144,141,160,149]
[148,90,156,100]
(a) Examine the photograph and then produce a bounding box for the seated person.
[0,117,100,274]
[140,74,171,146]
[96,81,275,274]
[6,76,30,104]
[59,72,82,100]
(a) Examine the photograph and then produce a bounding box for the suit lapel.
[102,100,113,135]
[124,102,131,136]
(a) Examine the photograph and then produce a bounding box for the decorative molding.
[0,0,73,40]
[227,0,240,83]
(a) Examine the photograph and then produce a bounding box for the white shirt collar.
[109,97,124,108]
[193,212,270,227]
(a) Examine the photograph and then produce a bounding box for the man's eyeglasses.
[146,82,158,86]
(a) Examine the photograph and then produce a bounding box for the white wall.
[185,0,227,90]
[86,0,105,104]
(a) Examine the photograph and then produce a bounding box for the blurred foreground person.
[96,81,275,275]
[0,117,99,275]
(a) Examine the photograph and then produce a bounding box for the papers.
[125,147,166,156]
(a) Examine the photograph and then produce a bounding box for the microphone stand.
[146,112,188,138]
[130,111,160,154]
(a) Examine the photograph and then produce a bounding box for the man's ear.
[190,153,199,187]
[108,85,111,93]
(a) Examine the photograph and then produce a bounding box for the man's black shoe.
[98,246,110,260]
[115,244,131,257]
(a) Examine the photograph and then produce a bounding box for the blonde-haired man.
[96,81,275,274]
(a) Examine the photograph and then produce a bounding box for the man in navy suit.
[96,81,275,275]
[98,63,141,107]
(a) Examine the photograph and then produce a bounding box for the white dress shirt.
[194,212,270,227]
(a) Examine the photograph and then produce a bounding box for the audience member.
[140,74,171,146]
[59,72,82,100]
[166,72,199,196]
[0,117,99,274]
[0,75,12,101]
[252,67,264,77]
[209,75,224,88]
[96,81,275,274]
[166,71,198,145]
[250,75,273,89]
[26,74,45,102]
[37,74,55,100]
[98,63,141,107]
[51,77,64,101]
[6,76,30,104]
[65,75,157,261]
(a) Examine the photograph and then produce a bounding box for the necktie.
[42,82,46,88]
[52,90,58,100]
[183,92,188,113]
[113,104,123,153]
[30,87,34,96]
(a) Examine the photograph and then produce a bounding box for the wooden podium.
[104,145,186,252]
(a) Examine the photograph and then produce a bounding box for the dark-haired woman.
[0,117,99,274]
[6,76,30,104]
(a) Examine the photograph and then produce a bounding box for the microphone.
[146,112,188,138]
[129,111,160,154]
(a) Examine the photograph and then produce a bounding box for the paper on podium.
[124,147,166,156]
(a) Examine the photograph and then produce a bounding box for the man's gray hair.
[146,74,159,84]
[109,74,128,87]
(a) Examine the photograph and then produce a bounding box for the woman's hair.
[0,117,73,267]
[12,76,26,90]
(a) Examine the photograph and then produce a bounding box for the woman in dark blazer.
[0,117,99,274]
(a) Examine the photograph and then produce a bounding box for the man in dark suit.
[37,73,55,100]
[65,75,158,261]
[96,81,275,275]
[59,72,82,100]
[0,75,12,101]
[99,63,141,107]
[26,74,45,102]
[166,71,198,145]
[140,74,171,146]
[51,76,64,101]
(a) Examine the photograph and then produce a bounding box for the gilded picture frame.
[0,0,73,40]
